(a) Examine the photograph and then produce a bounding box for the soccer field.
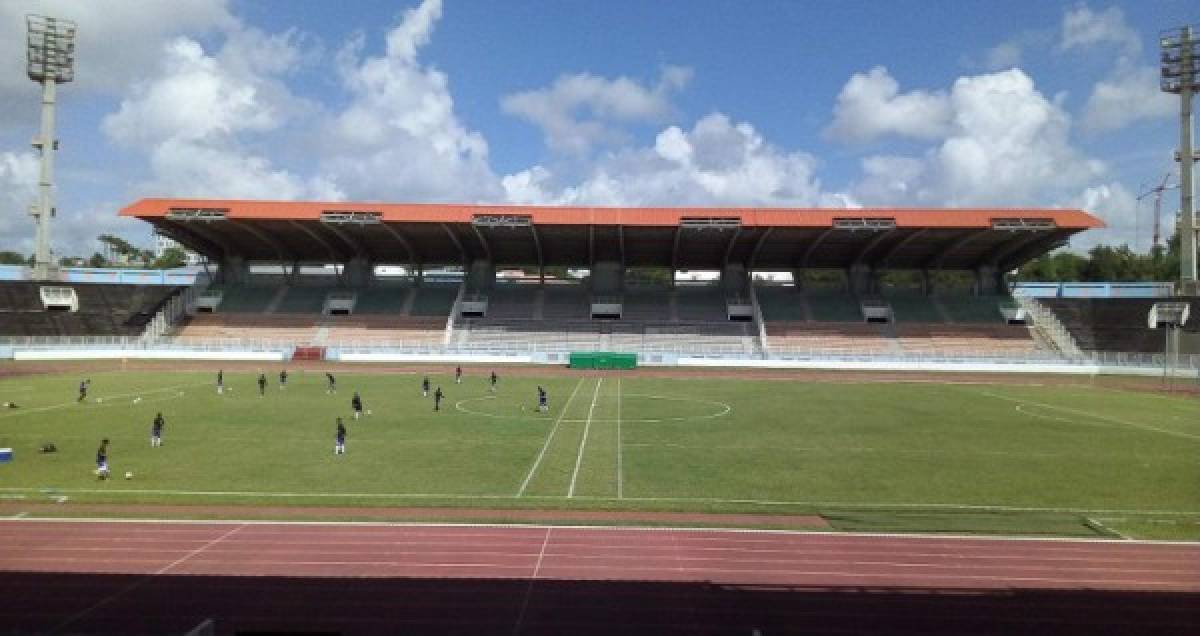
[1,367,1198,538]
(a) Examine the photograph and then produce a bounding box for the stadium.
[1,6,1199,636]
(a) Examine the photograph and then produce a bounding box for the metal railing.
[1011,293,1085,359]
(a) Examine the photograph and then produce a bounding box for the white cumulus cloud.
[501,66,692,154]
[825,66,952,143]
[1060,4,1141,55]
[504,113,851,208]
[316,0,499,201]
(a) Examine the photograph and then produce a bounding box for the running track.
[0,520,1197,634]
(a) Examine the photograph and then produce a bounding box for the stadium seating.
[938,295,1010,323]
[894,324,1038,355]
[755,286,807,321]
[353,287,410,314]
[409,284,459,316]
[274,286,332,314]
[485,284,538,319]
[765,322,894,353]
[806,291,862,322]
[885,293,945,323]
[0,282,183,337]
[1041,297,1200,353]
[212,285,275,313]
[622,287,671,321]
[542,285,590,320]
[172,312,446,344]
[675,286,727,321]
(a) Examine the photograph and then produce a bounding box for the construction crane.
[1136,174,1179,250]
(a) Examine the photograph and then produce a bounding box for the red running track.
[0,519,1198,634]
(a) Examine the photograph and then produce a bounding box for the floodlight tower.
[25,14,77,281]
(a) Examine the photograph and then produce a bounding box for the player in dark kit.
[77,379,89,402]
[351,391,364,419]
[257,373,267,397]
[537,386,548,412]
[216,369,224,395]
[455,366,462,384]
[422,376,430,397]
[326,372,336,394]
[335,417,347,455]
[434,386,444,411]
[151,412,165,447]
[489,371,498,393]
[95,439,110,480]
[279,369,288,390]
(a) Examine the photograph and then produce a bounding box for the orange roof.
[120,198,1104,229]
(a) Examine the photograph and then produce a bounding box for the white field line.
[52,523,244,632]
[0,382,203,420]
[513,527,551,634]
[567,378,603,498]
[4,517,1200,546]
[1085,517,1129,540]
[616,377,623,500]
[2,485,1198,518]
[516,378,585,496]
[977,389,1200,442]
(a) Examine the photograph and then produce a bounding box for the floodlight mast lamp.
[25,14,76,281]
[1161,25,1200,295]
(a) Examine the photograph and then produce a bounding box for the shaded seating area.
[1041,297,1199,353]
[0,282,182,337]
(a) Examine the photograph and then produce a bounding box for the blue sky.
[0,0,1195,258]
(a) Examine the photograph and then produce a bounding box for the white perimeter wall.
[14,350,284,361]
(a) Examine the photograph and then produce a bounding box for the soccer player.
[326,372,337,394]
[434,386,444,411]
[2,401,18,409]
[489,371,498,393]
[279,369,288,390]
[351,391,364,419]
[335,417,347,455]
[216,369,224,395]
[422,376,430,398]
[455,366,462,384]
[151,412,165,447]
[537,386,548,412]
[257,373,267,397]
[77,379,88,403]
[95,439,110,480]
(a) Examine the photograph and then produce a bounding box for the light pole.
[25,14,77,281]
[1161,26,1200,295]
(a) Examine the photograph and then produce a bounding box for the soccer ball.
[124,471,133,480]
[367,409,372,416]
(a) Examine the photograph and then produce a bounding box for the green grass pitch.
[1,367,1197,539]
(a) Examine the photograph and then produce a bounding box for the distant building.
[154,234,204,266]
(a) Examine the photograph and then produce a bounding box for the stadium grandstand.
[2,198,1196,371]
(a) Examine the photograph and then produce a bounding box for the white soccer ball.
[124,471,133,480]
[367,409,372,415]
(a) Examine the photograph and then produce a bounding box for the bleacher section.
[353,287,410,314]
[675,286,727,321]
[486,284,538,319]
[212,285,274,313]
[0,282,182,337]
[1041,297,1200,353]
[456,319,758,355]
[622,288,671,321]
[755,284,1043,357]
[173,313,446,344]
[274,286,329,314]
[543,285,590,320]
[409,284,459,317]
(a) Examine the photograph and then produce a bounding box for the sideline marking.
[2,485,1197,517]
[516,378,585,496]
[3,517,1198,546]
[568,379,603,498]
[617,377,624,499]
[978,390,1200,442]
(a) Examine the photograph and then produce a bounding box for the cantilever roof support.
[670,226,682,288]
[872,228,927,268]
[530,224,545,284]
[800,228,835,267]
[982,231,1051,269]
[317,221,372,262]
[470,223,493,262]
[747,227,774,269]
[290,221,346,264]
[998,232,1068,273]
[722,227,743,269]
[617,224,626,269]
[852,229,894,268]
[922,228,990,270]
[441,223,468,269]
[233,221,293,264]
[157,220,225,261]
[379,223,417,271]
